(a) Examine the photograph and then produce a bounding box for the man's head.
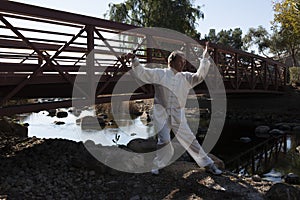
[168,50,186,72]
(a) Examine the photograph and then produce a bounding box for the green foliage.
[205,28,243,49]
[243,26,272,57]
[273,150,300,176]
[105,0,204,38]
[273,0,300,36]
[242,0,300,66]
[289,66,300,83]
[272,0,300,66]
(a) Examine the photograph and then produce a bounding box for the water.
[263,169,283,183]
[20,108,300,182]
[21,108,155,146]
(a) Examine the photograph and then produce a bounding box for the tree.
[204,28,243,49]
[205,29,218,43]
[105,0,204,39]
[243,26,272,57]
[272,0,300,66]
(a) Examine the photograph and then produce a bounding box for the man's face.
[173,56,186,72]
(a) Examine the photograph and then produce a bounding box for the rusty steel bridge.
[0,1,287,116]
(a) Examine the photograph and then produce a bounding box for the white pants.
[153,118,213,169]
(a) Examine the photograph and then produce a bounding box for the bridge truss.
[0,1,287,116]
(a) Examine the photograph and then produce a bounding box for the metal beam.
[0,1,138,31]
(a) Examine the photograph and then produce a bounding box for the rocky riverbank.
[1,86,300,199]
[0,135,270,200]
[1,124,300,200]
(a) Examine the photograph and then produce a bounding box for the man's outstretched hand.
[203,42,209,59]
[126,53,136,60]
[121,53,136,63]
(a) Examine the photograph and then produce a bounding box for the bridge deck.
[0,1,287,116]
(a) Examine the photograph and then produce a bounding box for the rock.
[147,185,154,193]
[10,122,28,137]
[240,137,252,143]
[253,115,264,121]
[75,118,81,125]
[283,173,300,184]
[296,146,300,154]
[265,183,300,200]
[277,124,291,131]
[88,170,96,176]
[130,195,140,200]
[255,126,271,138]
[293,126,300,132]
[54,121,65,125]
[0,118,13,133]
[208,153,225,170]
[56,111,68,118]
[252,174,262,182]
[127,138,157,153]
[269,129,285,136]
[84,140,96,147]
[68,108,82,117]
[70,148,107,174]
[98,113,108,119]
[47,109,57,117]
[146,113,151,123]
[81,116,105,130]
[103,146,145,172]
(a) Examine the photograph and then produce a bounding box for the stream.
[19,107,299,183]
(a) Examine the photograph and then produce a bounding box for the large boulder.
[0,118,28,137]
[274,123,292,131]
[127,138,157,153]
[269,129,285,136]
[126,138,225,169]
[265,183,300,200]
[10,123,28,137]
[255,125,271,138]
[283,173,300,185]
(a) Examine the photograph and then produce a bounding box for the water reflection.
[22,109,155,146]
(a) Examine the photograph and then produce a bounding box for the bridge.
[0,1,287,116]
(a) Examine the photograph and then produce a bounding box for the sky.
[11,0,275,37]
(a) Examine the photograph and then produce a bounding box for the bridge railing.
[0,1,287,116]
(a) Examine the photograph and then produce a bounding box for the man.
[125,44,222,175]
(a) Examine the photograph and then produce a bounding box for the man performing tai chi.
[125,43,222,175]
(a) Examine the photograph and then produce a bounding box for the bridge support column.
[86,25,95,106]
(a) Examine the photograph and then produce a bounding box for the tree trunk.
[291,48,297,67]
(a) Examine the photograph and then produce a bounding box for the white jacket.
[131,57,211,131]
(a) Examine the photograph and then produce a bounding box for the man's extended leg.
[152,122,174,174]
[172,121,222,175]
